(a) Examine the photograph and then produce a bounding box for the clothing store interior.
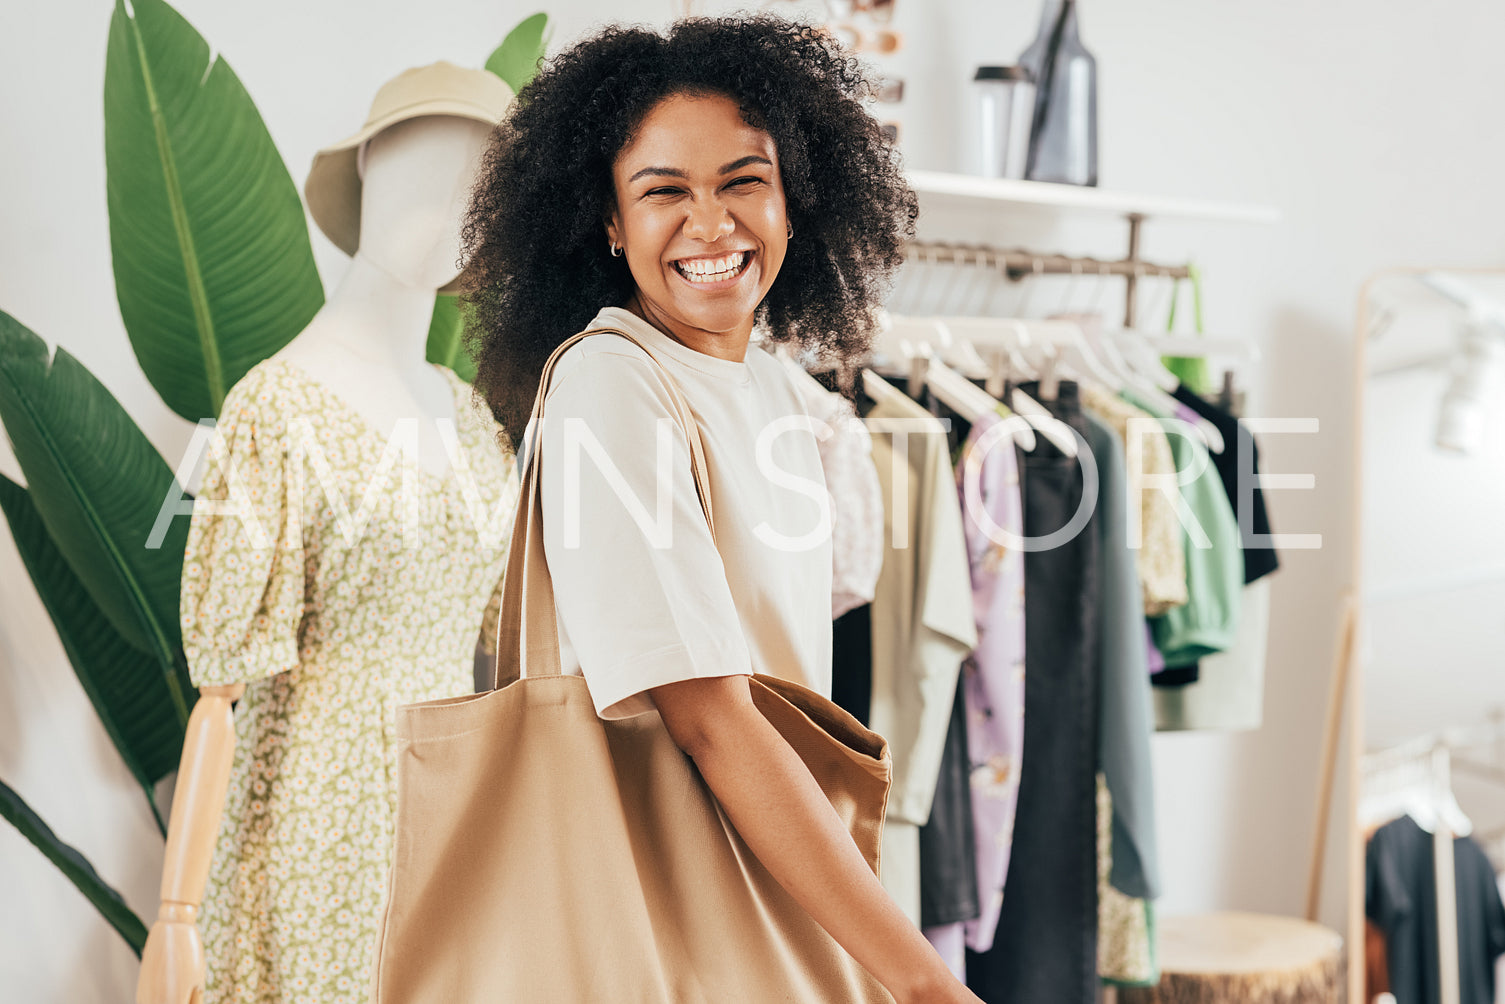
[2,1,1502,1002]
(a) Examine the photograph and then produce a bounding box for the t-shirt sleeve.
[538,342,752,719]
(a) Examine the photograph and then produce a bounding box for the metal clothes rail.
[904,233,1192,328]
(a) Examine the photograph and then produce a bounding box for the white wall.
[3,0,1501,997]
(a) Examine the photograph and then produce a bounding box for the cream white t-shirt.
[535,306,833,720]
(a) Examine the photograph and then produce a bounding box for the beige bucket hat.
[304,61,515,293]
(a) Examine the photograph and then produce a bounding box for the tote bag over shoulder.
[369,326,895,1003]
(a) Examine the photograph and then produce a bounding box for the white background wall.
[3,0,1502,998]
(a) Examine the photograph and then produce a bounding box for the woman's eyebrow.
[627,165,687,183]
[717,155,773,173]
[626,155,774,184]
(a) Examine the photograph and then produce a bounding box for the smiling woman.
[449,15,979,1004]
[462,15,917,446]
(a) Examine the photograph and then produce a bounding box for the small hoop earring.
[786,222,794,239]
[609,241,623,257]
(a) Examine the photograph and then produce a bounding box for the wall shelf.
[906,169,1281,226]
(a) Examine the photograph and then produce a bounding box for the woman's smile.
[670,249,756,289]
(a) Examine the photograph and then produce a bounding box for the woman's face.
[606,91,789,357]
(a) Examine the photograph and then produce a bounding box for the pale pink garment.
[953,411,1027,954]
[782,356,884,618]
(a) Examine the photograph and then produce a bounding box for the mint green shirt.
[1120,388,1243,666]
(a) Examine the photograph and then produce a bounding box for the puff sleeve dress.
[180,358,515,1003]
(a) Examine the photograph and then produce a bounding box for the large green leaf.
[0,310,194,727]
[485,12,550,96]
[425,295,477,384]
[105,0,323,421]
[0,778,148,956]
[0,474,181,831]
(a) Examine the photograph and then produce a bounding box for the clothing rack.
[1362,719,1505,1004]
[904,234,1193,329]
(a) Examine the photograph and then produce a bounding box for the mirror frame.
[1311,266,1505,1004]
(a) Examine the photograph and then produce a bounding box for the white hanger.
[997,316,1230,456]
[902,313,1081,457]
[860,368,909,409]
[1359,746,1473,837]
[1105,330,1234,454]
[1017,317,1128,392]
[869,312,1043,452]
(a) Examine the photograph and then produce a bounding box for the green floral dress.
[180,358,517,1003]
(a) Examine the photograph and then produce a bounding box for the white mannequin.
[272,114,493,479]
[136,113,493,1004]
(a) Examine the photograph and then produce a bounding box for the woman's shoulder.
[553,327,657,375]
[543,330,674,415]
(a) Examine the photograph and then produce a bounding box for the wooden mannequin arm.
[136,683,243,1004]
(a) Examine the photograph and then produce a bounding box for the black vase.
[1016,0,1061,82]
[1020,0,1098,186]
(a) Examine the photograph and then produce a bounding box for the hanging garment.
[1084,412,1160,901]
[535,306,833,718]
[1153,578,1271,731]
[1120,387,1244,669]
[1366,814,1505,1004]
[1152,387,1278,706]
[783,356,885,617]
[865,392,978,925]
[944,410,1027,956]
[1144,623,1165,675]
[1079,383,1187,616]
[967,381,1099,1004]
[180,359,515,1004]
[919,670,980,980]
[1171,384,1280,583]
[1151,664,1200,687]
[1097,775,1157,987]
[831,602,874,726]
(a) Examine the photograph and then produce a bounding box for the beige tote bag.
[368,327,895,1003]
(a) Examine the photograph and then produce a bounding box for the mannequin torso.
[138,112,505,1004]
[270,257,457,481]
[272,114,493,480]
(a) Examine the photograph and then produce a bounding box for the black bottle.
[1016,0,1061,83]
[1020,0,1098,186]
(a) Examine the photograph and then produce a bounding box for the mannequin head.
[357,115,493,290]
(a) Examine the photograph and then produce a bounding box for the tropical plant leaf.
[485,12,550,95]
[105,0,323,421]
[425,295,477,384]
[0,310,194,727]
[0,778,149,956]
[0,474,181,831]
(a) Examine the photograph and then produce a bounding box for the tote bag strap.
[492,326,717,689]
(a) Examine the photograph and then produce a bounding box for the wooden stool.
[1119,912,1344,1004]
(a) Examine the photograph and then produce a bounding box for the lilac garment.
[1144,621,1165,675]
[1172,400,1202,428]
[923,922,967,981]
[954,411,1027,954]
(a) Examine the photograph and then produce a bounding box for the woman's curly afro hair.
[460,15,918,449]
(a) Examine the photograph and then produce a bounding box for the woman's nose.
[682,199,734,241]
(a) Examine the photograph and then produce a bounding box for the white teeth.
[675,251,747,283]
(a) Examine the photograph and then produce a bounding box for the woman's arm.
[652,674,983,1004]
